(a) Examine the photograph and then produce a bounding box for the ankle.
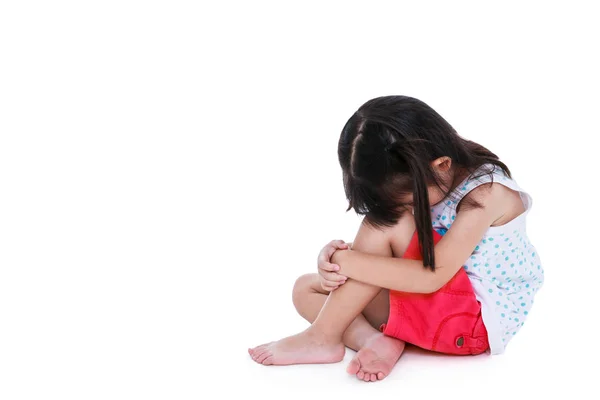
[305,325,343,344]
[344,328,379,350]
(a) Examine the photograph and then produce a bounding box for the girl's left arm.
[332,185,506,293]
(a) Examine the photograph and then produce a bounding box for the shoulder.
[465,180,512,205]
[460,181,521,224]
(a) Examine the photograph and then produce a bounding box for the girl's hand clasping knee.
[317,240,350,291]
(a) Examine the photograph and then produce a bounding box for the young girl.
[248,95,543,382]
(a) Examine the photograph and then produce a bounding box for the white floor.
[217,284,590,400]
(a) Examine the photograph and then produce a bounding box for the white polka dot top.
[431,164,544,355]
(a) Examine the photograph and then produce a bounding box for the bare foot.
[248,329,345,366]
[346,333,405,382]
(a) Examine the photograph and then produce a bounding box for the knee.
[292,273,316,310]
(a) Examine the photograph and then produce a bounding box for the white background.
[1,1,598,399]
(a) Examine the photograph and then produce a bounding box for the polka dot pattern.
[430,164,544,354]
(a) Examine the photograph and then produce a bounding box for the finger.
[330,239,349,249]
[318,242,334,263]
[321,276,343,288]
[326,245,340,259]
[323,278,343,287]
[321,271,347,283]
[320,271,345,282]
[320,276,341,287]
[326,245,348,260]
[317,251,328,265]
[321,283,337,292]
[319,262,340,272]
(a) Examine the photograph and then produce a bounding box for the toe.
[356,370,365,380]
[377,372,385,380]
[249,344,265,358]
[362,373,370,382]
[346,358,361,375]
[249,345,269,362]
[262,355,274,365]
[249,348,258,360]
[253,345,270,360]
[370,374,377,382]
[256,349,272,364]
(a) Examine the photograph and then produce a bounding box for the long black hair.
[338,95,510,271]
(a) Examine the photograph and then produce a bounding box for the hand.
[317,240,350,291]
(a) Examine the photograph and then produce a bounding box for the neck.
[450,166,470,190]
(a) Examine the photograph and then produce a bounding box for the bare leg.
[292,273,389,351]
[249,213,415,381]
[290,274,406,381]
[248,277,381,366]
[348,213,418,381]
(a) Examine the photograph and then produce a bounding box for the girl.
[248,95,543,382]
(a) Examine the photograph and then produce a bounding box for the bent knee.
[292,273,318,307]
[387,213,417,257]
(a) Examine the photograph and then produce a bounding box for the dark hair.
[338,95,511,271]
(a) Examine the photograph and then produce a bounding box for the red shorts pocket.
[431,312,489,355]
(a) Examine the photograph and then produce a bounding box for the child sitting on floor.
[249,95,544,382]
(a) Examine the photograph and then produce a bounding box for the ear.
[430,156,452,173]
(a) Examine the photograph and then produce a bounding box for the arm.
[332,184,507,293]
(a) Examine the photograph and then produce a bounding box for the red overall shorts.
[380,230,489,355]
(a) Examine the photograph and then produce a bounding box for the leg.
[249,213,416,381]
[291,273,388,351]
[292,274,402,382]
[248,277,381,366]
